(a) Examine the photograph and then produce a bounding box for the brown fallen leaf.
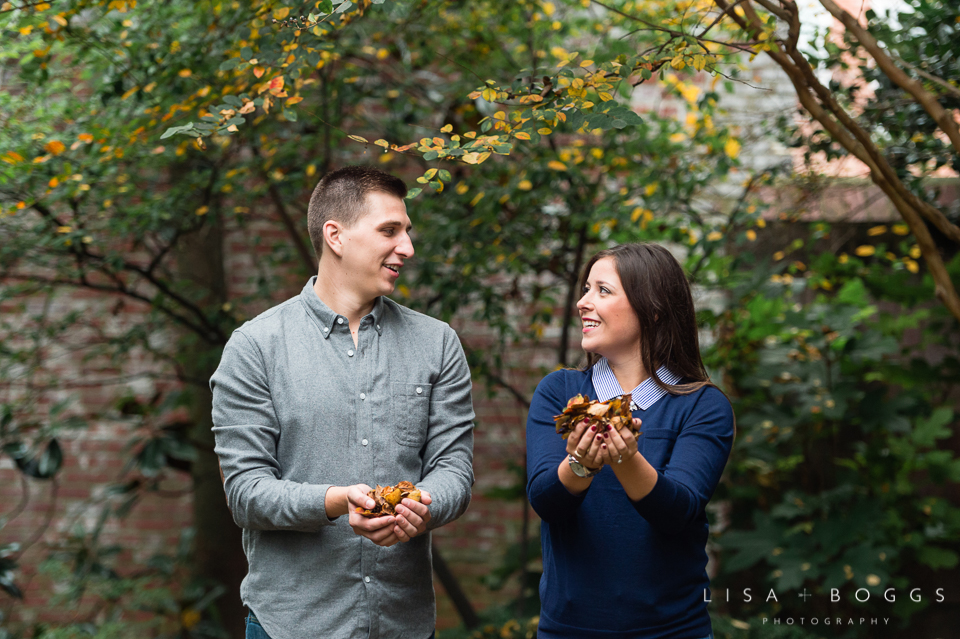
[355,480,423,517]
[553,393,640,439]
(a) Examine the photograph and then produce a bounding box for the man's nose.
[397,231,415,258]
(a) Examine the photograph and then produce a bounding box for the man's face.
[337,191,414,300]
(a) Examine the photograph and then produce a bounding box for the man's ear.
[323,220,345,257]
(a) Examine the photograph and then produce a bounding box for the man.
[210,166,475,639]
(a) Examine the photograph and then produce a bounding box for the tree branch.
[818,0,960,155]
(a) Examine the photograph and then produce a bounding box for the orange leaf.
[44,140,66,155]
[238,101,256,114]
[286,96,303,105]
[253,66,265,78]
[269,76,284,91]
[78,133,93,143]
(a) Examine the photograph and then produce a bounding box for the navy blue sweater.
[526,368,734,639]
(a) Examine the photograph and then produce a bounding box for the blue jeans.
[245,612,435,639]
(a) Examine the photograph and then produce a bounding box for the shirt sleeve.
[631,387,734,533]
[417,326,475,529]
[210,329,334,531]
[526,372,589,523]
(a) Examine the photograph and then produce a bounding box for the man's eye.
[383,228,395,235]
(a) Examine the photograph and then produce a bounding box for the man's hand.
[327,484,432,546]
[391,490,432,542]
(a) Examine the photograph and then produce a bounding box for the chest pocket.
[640,428,678,470]
[392,382,432,447]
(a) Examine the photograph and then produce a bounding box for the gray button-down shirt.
[210,278,475,639]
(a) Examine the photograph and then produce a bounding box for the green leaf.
[283,109,298,122]
[438,169,452,183]
[317,0,334,12]
[911,407,953,447]
[423,150,439,161]
[917,546,959,570]
[405,187,422,199]
[219,58,240,71]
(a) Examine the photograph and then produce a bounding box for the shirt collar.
[299,276,385,339]
[591,357,682,410]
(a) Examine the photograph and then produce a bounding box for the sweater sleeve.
[526,371,589,523]
[417,326,476,530]
[210,330,334,531]
[632,387,734,533]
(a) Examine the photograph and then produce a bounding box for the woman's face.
[576,257,641,360]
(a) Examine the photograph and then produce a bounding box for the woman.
[526,243,734,639]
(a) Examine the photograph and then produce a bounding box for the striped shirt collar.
[591,357,682,410]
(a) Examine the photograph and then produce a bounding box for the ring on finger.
[574,449,583,460]
[617,454,623,464]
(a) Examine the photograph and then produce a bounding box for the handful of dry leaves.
[355,481,422,518]
[553,394,640,439]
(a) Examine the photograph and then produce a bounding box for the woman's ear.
[323,220,345,257]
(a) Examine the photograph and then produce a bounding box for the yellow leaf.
[746,230,757,241]
[904,259,919,273]
[432,137,445,147]
[19,25,33,35]
[514,132,531,140]
[547,160,567,171]
[580,59,594,67]
[645,183,658,196]
[724,138,741,159]
[53,14,67,26]
[48,177,59,188]
[374,139,390,148]
[470,192,485,206]
[273,6,290,20]
[286,96,303,105]
[867,225,887,236]
[348,135,369,143]
[57,226,72,233]
[463,131,477,139]
[239,101,256,114]
[892,224,909,235]
[518,180,532,190]
[481,87,497,102]
[196,206,209,216]
[537,128,552,135]
[178,69,192,77]
[909,245,921,258]
[121,86,139,100]
[44,140,66,155]
[144,82,157,93]
[440,124,453,133]
[707,231,722,241]
[598,92,613,102]
[227,125,239,132]
[855,245,876,257]
[254,66,265,78]
[424,169,438,180]
[2,151,24,164]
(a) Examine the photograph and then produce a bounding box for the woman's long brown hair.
[579,243,715,396]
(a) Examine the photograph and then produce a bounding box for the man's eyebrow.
[377,220,414,231]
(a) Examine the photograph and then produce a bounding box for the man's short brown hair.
[307,165,408,257]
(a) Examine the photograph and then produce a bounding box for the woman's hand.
[599,417,641,467]
[566,418,605,470]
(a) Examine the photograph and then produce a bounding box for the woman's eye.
[600,287,610,294]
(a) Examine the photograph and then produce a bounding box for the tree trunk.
[175,208,248,638]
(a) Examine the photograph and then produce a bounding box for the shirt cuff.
[543,464,590,509]
[631,471,676,520]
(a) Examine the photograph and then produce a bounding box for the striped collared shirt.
[591,357,682,410]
